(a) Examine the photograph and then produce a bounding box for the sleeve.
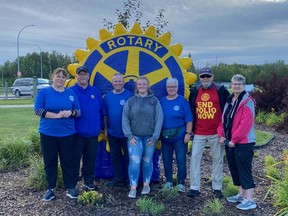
[231,99,255,143]
[183,99,193,122]
[102,95,108,116]
[34,88,47,117]
[151,99,164,143]
[217,102,227,138]
[122,99,134,140]
[72,91,81,117]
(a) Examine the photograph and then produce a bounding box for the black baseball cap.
[76,66,89,74]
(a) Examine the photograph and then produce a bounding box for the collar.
[197,82,215,90]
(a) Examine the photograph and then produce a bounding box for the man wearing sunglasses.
[188,67,230,199]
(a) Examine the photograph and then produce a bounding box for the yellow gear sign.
[66,22,197,152]
[66,22,197,99]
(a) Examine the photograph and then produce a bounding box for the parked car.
[11,78,50,98]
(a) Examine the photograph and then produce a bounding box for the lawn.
[0,99,34,105]
[0,107,38,140]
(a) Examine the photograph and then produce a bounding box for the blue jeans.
[128,136,156,187]
[161,129,187,184]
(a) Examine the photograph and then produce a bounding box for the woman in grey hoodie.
[122,76,164,198]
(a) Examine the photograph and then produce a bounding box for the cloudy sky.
[1,0,287,68]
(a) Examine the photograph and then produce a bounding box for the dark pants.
[40,133,76,189]
[108,134,129,182]
[73,134,98,183]
[162,137,187,184]
[225,143,255,189]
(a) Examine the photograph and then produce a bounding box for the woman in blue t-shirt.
[160,78,193,193]
[34,68,80,202]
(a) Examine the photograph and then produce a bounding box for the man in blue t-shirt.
[70,66,103,191]
[103,72,133,187]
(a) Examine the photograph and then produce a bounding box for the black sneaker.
[66,188,78,199]
[83,182,97,190]
[106,179,127,188]
[42,189,55,201]
[213,190,224,199]
[187,189,200,198]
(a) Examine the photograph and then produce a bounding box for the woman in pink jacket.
[217,74,256,211]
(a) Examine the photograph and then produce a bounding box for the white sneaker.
[236,199,257,210]
[141,186,150,195]
[227,194,244,203]
[128,189,137,198]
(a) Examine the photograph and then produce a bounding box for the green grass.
[0,107,38,139]
[0,99,34,105]
[255,129,274,147]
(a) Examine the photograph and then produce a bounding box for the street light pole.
[17,24,34,78]
[34,44,43,78]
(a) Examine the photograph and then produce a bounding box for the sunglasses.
[200,74,212,78]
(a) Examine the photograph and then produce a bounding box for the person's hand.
[228,141,235,148]
[184,134,191,144]
[57,110,65,118]
[63,110,72,118]
[148,138,154,147]
[219,137,225,144]
[130,137,137,146]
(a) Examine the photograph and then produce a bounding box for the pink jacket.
[217,93,256,144]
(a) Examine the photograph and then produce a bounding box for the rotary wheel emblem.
[66,22,197,99]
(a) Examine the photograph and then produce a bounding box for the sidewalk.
[0,105,34,108]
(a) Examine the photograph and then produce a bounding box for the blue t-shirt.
[103,89,133,138]
[69,83,103,137]
[34,87,80,137]
[160,95,193,129]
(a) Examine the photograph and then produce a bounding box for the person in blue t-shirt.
[103,72,133,188]
[34,68,81,201]
[160,78,193,193]
[69,66,103,191]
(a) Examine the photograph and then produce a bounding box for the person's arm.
[150,100,164,145]
[231,99,255,144]
[103,115,108,137]
[184,121,193,144]
[122,100,133,141]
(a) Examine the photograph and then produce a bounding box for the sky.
[1,0,288,69]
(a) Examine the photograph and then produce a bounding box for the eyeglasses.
[167,86,177,89]
[232,83,244,86]
[200,74,212,78]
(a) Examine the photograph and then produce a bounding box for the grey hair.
[231,74,246,84]
[166,78,178,87]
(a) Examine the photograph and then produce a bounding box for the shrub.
[29,127,41,155]
[266,151,288,215]
[223,179,239,197]
[136,197,165,215]
[78,191,103,207]
[0,136,32,171]
[159,186,179,201]
[202,198,223,216]
[250,72,288,113]
[26,157,64,190]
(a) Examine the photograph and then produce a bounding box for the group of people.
[34,66,257,211]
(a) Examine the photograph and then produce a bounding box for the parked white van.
[11,78,50,97]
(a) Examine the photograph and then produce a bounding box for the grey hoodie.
[122,93,164,144]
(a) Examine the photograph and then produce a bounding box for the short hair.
[135,76,152,94]
[51,68,67,79]
[112,72,124,78]
[166,78,178,87]
[231,74,246,84]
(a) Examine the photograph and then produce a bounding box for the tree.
[102,0,170,35]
